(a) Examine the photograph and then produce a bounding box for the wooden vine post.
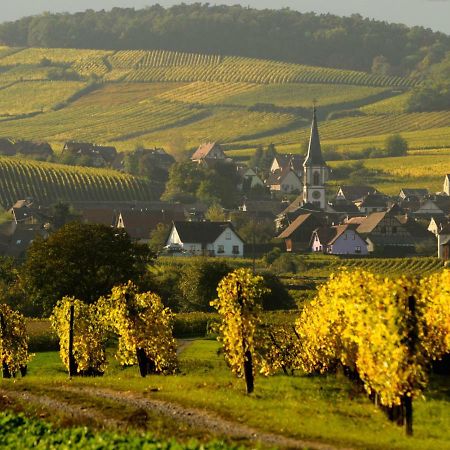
[68,304,77,377]
[237,281,254,394]
[404,294,418,436]
[0,312,11,379]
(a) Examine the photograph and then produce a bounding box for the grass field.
[1,339,449,449]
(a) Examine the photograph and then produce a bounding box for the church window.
[313,171,320,185]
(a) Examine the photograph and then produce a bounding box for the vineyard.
[0,45,448,180]
[0,156,157,207]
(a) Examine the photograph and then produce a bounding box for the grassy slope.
[0,45,448,195]
[1,341,449,450]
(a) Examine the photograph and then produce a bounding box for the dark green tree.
[178,259,231,311]
[21,223,152,316]
[385,134,408,156]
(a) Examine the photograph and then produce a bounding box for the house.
[270,154,303,177]
[277,213,325,252]
[116,208,185,243]
[166,221,244,257]
[335,185,378,202]
[15,140,54,159]
[428,216,450,236]
[413,196,450,218]
[62,142,117,167]
[399,188,429,201]
[437,224,450,260]
[444,174,450,196]
[311,224,368,255]
[191,142,226,163]
[267,168,302,194]
[350,210,416,255]
[237,167,265,191]
[354,193,389,214]
[80,208,117,227]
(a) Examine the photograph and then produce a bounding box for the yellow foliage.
[98,282,177,374]
[51,297,107,375]
[0,303,32,376]
[211,268,267,379]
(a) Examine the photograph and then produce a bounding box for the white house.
[267,168,302,194]
[191,142,226,163]
[166,221,244,257]
[444,174,450,196]
[311,224,368,255]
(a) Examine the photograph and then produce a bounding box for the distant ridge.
[0,4,448,76]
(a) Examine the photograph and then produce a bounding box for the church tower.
[303,108,329,209]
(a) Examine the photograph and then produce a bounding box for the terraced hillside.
[0,46,448,193]
[0,156,157,208]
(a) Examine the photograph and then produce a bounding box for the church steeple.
[302,107,329,210]
[303,107,325,167]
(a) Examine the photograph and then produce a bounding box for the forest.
[0,3,449,77]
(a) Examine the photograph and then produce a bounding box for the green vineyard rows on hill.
[0,157,156,208]
[299,257,443,279]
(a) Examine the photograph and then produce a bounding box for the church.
[302,107,329,210]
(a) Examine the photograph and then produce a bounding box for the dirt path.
[1,384,352,450]
[0,388,121,429]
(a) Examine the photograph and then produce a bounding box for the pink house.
[311,224,368,255]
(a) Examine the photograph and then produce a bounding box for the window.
[225,230,231,240]
[313,171,320,185]
[392,226,397,234]
[355,246,361,254]
[232,245,239,255]
[218,245,225,254]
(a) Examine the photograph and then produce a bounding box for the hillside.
[0,45,449,197]
[1,4,449,75]
[0,156,158,208]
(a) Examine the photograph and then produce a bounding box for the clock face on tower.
[312,190,321,199]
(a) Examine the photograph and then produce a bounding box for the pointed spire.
[303,107,326,167]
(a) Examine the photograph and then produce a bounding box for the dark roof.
[191,142,225,160]
[240,200,286,215]
[273,154,303,173]
[399,188,429,199]
[328,199,360,214]
[356,211,389,234]
[357,193,389,208]
[303,108,326,167]
[173,221,243,244]
[80,208,117,227]
[267,167,300,186]
[277,213,323,239]
[337,185,378,202]
[119,209,185,239]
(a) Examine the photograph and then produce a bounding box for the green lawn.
[2,340,449,449]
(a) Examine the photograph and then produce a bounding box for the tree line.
[0,4,449,76]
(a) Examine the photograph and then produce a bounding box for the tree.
[385,134,408,156]
[178,259,231,311]
[0,303,31,378]
[211,268,268,393]
[51,297,107,376]
[296,269,450,436]
[21,223,152,316]
[98,282,177,376]
[148,222,171,254]
[205,203,227,222]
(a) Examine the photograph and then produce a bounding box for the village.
[1,109,449,262]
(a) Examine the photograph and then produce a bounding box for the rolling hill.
[0,45,448,197]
